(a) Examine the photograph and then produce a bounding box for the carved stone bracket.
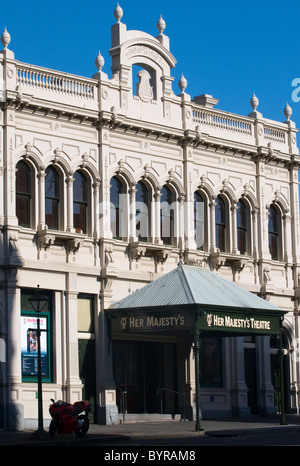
[210,251,226,270]
[210,251,248,273]
[155,249,168,264]
[128,241,169,264]
[67,238,82,254]
[37,229,56,250]
[130,243,146,261]
[230,258,248,274]
[37,227,85,253]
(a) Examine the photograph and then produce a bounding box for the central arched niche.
[110,9,177,103]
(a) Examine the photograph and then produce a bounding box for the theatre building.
[0,5,300,429]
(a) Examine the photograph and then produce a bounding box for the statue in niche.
[136,69,153,103]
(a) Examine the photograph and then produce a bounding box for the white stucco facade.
[1,5,300,429]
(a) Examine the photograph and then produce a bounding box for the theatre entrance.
[113,340,178,414]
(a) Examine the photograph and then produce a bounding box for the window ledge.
[129,241,174,263]
[37,227,87,252]
[210,250,249,272]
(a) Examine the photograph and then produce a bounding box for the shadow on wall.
[0,226,25,430]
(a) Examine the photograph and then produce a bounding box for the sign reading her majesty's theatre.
[110,310,194,334]
[108,307,282,336]
[120,314,185,330]
[198,310,280,335]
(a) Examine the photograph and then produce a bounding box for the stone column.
[129,184,137,243]
[66,172,74,232]
[154,189,162,244]
[209,198,217,253]
[93,179,101,240]
[5,273,24,429]
[96,293,118,425]
[256,336,277,415]
[231,202,238,254]
[65,273,82,402]
[37,168,46,230]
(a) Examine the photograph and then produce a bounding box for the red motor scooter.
[49,398,92,437]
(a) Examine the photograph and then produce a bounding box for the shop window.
[199,337,222,387]
[21,289,52,382]
[16,161,32,227]
[45,166,60,230]
[73,171,88,234]
[77,295,94,333]
[136,181,150,242]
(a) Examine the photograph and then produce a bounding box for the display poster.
[21,315,48,377]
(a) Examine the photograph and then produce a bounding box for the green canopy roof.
[113,265,281,312]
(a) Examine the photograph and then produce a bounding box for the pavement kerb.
[2,416,300,446]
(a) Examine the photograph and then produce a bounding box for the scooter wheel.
[76,414,89,437]
[49,419,58,437]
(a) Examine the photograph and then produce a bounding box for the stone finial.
[157,15,166,35]
[250,92,259,111]
[114,3,123,22]
[1,27,11,49]
[95,51,105,72]
[248,92,262,118]
[178,74,187,93]
[283,102,292,120]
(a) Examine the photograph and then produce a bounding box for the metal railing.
[157,387,186,421]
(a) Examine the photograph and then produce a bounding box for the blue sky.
[1,0,300,127]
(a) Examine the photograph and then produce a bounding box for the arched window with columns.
[215,196,226,252]
[16,161,32,228]
[45,166,60,230]
[136,181,150,242]
[268,205,281,260]
[160,185,175,245]
[110,176,126,240]
[194,191,206,250]
[237,199,249,254]
[73,171,88,234]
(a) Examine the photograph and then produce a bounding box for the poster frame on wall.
[21,310,51,382]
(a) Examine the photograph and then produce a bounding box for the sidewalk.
[1,414,300,446]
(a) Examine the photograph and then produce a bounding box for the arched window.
[110,176,124,239]
[194,192,205,250]
[16,161,31,227]
[215,196,226,252]
[73,171,88,234]
[136,181,150,242]
[237,200,247,254]
[160,185,174,245]
[268,205,280,260]
[45,166,59,230]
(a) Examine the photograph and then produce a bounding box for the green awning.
[106,265,286,337]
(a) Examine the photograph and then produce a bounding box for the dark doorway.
[244,347,258,414]
[113,340,177,414]
[78,339,96,422]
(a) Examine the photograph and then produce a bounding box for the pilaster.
[65,273,82,402]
